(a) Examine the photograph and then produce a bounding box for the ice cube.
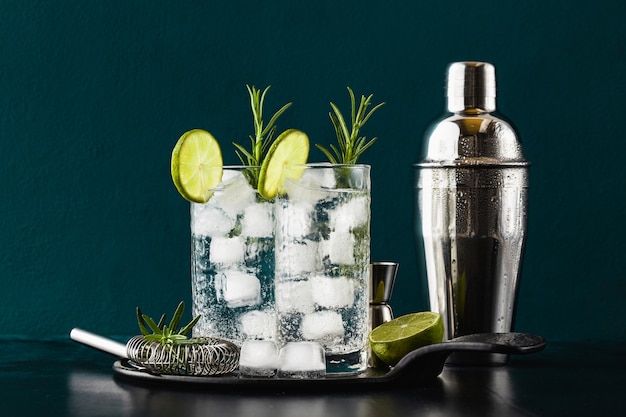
[282,176,331,204]
[213,174,256,218]
[310,276,355,308]
[192,237,211,272]
[322,231,355,265]
[210,236,245,265]
[191,203,236,236]
[301,311,344,342]
[240,310,277,340]
[277,341,326,378]
[275,240,321,276]
[241,201,274,238]
[216,270,261,308]
[220,169,241,183]
[276,201,314,238]
[275,279,315,314]
[329,195,370,232]
[301,165,336,189]
[244,237,273,265]
[239,340,279,377]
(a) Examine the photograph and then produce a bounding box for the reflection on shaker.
[414,62,529,365]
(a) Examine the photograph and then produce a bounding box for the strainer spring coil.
[126,335,240,376]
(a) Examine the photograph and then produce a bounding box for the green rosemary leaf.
[135,302,202,345]
[142,315,163,335]
[349,87,357,126]
[261,127,277,154]
[169,301,185,331]
[328,119,346,158]
[353,137,377,161]
[318,87,385,164]
[156,314,166,330]
[234,150,246,166]
[262,102,292,138]
[330,144,343,162]
[136,307,150,336]
[233,142,254,163]
[178,315,201,336]
[143,334,162,342]
[161,326,172,338]
[232,85,292,189]
[329,102,351,146]
[361,102,386,125]
[314,144,337,164]
[168,334,188,342]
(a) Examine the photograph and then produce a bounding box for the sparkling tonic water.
[274,164,371,375]
[191,167,277,345]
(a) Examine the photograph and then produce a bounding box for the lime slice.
[369,312,444,366]
[171,129,223,203]
[258,129,309,200]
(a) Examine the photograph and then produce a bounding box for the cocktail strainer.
[70,328,240,376]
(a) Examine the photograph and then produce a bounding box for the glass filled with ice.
[275,163,371,375]
[191,166,276,345]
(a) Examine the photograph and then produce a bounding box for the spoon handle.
[448,332,547,353]
[70,328,129,358]
[385,332,546,385]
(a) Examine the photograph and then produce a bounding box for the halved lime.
[258,129,309,200]
[369,312,444,366]
[171,129,223,203]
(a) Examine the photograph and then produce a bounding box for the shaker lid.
[447,62,496,112]
[416,61,529,168]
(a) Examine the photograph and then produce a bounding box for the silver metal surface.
[370,262,399,303]
[368,262,398,368]
[370,304,394,329]
[126,336,240,376]
[414,62,529,365]
[71,328,240,376]
[447,61,496,113]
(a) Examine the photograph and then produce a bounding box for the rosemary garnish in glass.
[316,87,385,165]
[233,85,292,188]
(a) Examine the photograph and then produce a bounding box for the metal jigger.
[368,262,399,368]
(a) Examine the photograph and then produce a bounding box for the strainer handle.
[70,328,128,358]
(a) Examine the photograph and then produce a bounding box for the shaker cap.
[447,62,496,112]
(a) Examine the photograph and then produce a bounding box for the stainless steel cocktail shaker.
[414,62,529,364]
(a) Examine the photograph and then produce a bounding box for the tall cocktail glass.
[275,164,371,375]
[190,166,276,345]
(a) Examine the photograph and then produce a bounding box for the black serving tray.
[112,332,546,391]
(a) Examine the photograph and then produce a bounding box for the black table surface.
[1,336,623,417]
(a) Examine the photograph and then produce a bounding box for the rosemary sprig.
[316,87,385,164]
[136,301,202,346]
[233,85,292,187]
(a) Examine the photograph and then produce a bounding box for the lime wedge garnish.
[258,129,309,200]
[171,129,223,203]
[369,312,444,366]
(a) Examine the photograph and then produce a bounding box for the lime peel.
[258,129,309,200]
[369,312,444,366]
[171,129,223,203]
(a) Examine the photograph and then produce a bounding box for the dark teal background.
[1,0,624,341]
